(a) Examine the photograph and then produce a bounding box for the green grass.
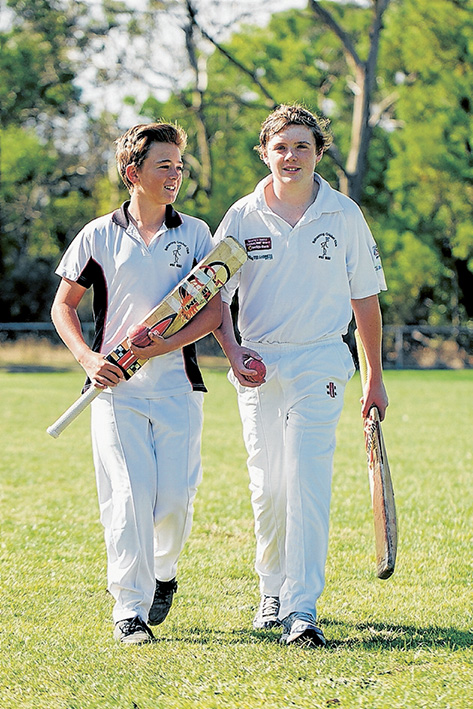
[1,366,472,708]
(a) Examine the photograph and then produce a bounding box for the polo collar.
[247,173,344,218]
[111,201,184,229]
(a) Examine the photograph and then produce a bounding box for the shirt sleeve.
[55,227,95,287]
[347,208,387,299]
[193,220,214,263]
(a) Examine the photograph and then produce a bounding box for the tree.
[0,0,114,320]
[380,0,473,324]
[0,0,85,129]
[307,0,392,204]
[3,0,472,328]
[84,0,282,223]
[196,0,473,325]
[142,3,392,224]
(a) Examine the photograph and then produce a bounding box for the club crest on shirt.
[312,233,337,260]
[165,241,190,268]
[245,237,273,261]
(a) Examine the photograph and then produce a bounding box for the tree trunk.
[309,0,391,204]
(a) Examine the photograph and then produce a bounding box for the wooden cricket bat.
[355,329,397,579]
[47,236,247,438]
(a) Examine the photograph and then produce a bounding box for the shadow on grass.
[152,622,473,651]
[322,618,473,651]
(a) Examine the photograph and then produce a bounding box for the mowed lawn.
[0,364,472,709]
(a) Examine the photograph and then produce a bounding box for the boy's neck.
[265,177,319,227]
[128,195,167,244]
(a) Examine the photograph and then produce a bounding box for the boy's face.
[127,142,183,205]
[262,124,321,187]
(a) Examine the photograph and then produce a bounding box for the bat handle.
[47,385,102,438]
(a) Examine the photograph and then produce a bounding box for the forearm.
[51,280,124,387]
[51,301,93,366]
[351,294,389,419]
[130,294,223,358]
[213,302,265,387]
[213,302,240,360]
[162,294,223,351]
[351,295,383,382]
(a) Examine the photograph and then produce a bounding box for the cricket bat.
[47,236,247,438]
[355,329,397,579]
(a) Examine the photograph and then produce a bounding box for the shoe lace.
[261,595,280,618]
[123,616,146,633]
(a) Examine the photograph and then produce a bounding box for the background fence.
[1,323,473,369]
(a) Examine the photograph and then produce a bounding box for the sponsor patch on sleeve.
[372,244,383,271]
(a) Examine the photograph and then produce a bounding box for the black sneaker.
[253,595,281,629]
[148,578,178,625]
[113,616,155,645]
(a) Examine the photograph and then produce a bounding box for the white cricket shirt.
[56,202,213,398]
[214,174,387,345]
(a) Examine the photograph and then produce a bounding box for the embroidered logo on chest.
[165,241,190,268]
[312,233,338,260]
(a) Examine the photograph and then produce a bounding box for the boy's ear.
[125,164,139,185]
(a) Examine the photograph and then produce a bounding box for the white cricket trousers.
[90,391,204,624]
[234,337,354,621]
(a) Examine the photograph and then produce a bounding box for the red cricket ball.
[243,357,266,383]
[128,324,153,348]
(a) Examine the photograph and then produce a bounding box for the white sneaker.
[253,595,281,629]
[114,616,156,645]
[280,612,326,647]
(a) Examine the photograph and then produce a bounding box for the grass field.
[1,362,472,708]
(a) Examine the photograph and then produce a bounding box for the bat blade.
[364,405,397,579]
[355,329,397,579]
[47,236,247,438]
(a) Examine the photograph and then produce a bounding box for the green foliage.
[0,367,472,707]
[1,0,82,125]
[0,125,98,320]
[0,0,99,321]
[139,7,371,229]
[381,0,473,322]
[3,0,473,327]
[380,229,446,324]
[0,1,132,321]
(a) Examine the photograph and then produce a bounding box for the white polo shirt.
[214,174,386,345]
[56,202,213,398]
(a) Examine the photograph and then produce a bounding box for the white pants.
[90,391,204,624]
[233,338,354,621]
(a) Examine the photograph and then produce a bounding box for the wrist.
[76,346,94,368]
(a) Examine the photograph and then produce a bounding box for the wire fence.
[1,323,473,369]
